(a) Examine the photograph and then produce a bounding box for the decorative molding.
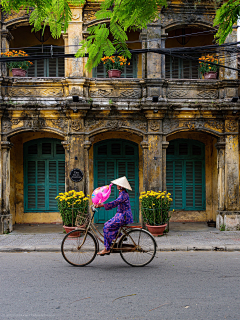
[51,119,67,130]
[196,89,218,99]
[11,119,21,125]
[167,90,188,99]
[106,120,122,130]
[120,89,141,98]
[1,141,13,149]
[84,140,92,150]
[71,120,82,131]
[225,120,238,132]
[90,89,113,97]
[8,87,64,97]
[149,121,160,131]
[2,120,12,132]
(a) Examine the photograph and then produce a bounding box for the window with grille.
[166,139,205,210]
[165,55,200,79]
[92,55,137,78]
[24,139,65,212]
[26,46,64,77]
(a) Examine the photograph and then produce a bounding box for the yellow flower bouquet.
[101,55,129,72]
[198,54,219,75]
[140,191,173,226]
[56,190,89,227]
[1,50,33,71]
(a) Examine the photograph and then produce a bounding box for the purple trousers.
[103,212,126,250]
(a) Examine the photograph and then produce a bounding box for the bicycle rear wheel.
[119,229,156,267]
[61,229,97,267]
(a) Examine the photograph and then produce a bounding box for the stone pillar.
[83,139,92,197]
[61,140,70,192]
[140,140,149,191]
[144,111,164,192]
[1,141,13,233]
[65,6,83,78]
[224,118,239,210]
[146,22,161,78]
[216,118,240,230]
[162,140,169,191]
[223,29,238,80]
[0,28,13,76]
[161,33,168,79]
[140,31,147,79]
[216,140,225,211]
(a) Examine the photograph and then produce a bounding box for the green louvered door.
[94,140,139,223]
[24,139,65,212]
[166,139,205,210]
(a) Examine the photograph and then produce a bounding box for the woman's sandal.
[97,250,110,256]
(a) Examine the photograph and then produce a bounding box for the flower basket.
[101,56,130,77]
[12,68,27,77]
[199,54,219,79]
[56,190,90,227]
[140,191,173,236]
[204,71,217,79]
[107,69,122,78]
[1,50,33,76]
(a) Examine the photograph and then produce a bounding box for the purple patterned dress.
[103,190,133,250]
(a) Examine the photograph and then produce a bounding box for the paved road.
[1,252,240,320]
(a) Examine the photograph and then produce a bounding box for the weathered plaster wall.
[167,131,217,222]
[10,131,64,224]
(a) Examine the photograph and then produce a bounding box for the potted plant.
[140,191,173,236]
[56,190,89,234]
[198,54,219,79]
[101,55,130,78]
[1,50,33,77]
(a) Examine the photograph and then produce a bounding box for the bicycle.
[61,206,157,267]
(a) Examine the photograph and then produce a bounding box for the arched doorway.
[94,139,139,223]
[23,138,65,212]
[166,139,206,210]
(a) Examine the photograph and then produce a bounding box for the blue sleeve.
[104,192,125,210]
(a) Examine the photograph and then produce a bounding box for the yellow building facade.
[0,0,240,232]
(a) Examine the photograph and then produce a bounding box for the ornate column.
[65,6,84,78]
[84,139,92,197]
[224,118,239,210]
[162,140,169,191]
[144,111,164,192]
[140,31,147,79]
[0,28,13,76]
[61,140,70,192]
[1,141,13,233]
[140,140,149,191]
[161,33,168,79]
[216,140,226,211]
[146,21,161,78]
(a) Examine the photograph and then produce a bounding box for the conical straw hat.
[111,176,132,191]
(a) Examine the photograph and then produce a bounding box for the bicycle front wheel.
[119,229,156,267]
[61,230,97,267]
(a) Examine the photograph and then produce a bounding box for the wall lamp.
[72,96,79,102]
[72,96,79,113]
[231,97,238,103]
[232,110,238,115]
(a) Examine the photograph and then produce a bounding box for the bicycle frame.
[77,206,144,253]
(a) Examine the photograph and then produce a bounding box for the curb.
[0,246,240,252]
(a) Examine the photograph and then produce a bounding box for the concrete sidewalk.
[0,222,240,252]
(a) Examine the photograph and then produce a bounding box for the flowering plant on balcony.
[198,55,219,74]
[1,50,33,70]
[139,191,173,226]
[101,55,130,72]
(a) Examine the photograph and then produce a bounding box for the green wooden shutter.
[166,139,205,210]
[94,140,139,223]
[24,139,65,212]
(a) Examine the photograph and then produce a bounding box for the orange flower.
[128,62,130,65]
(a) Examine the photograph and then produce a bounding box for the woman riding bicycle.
[96,176,133,256]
